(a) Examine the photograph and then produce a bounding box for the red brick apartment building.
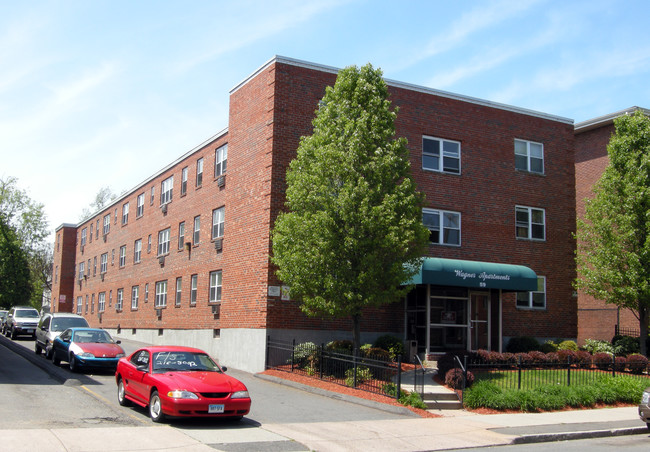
[574,107,650,344]
[52,56,578,372]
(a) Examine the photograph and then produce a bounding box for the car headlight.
[231,390,250,399]
[78,352,95,358]
[167,390,199,399]
[642,391,650,405]
[115,353,125,358]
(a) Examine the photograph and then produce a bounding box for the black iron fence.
[265,337,404,400]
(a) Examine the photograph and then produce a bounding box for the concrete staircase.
[400,366,464,411]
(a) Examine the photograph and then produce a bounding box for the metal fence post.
[353,354,358,388]
[517,355,522,390]
[291,338,295,372]
[612,354,615,378]
[567,355,571,387]
[319,343,324,380]
[396,356,402,401]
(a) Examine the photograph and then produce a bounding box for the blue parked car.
[51,327,125,372]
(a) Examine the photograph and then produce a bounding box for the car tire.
[52,350,60,366]
[69,354,78,372]
[10,327,16,340]
[117,379,131,407]
[149,390,166,423]
[35,342,42,355]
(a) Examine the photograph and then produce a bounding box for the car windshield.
[73,330,114,343]
[16,309,39,318]
[52,317,88,332]
[152,351,221,373]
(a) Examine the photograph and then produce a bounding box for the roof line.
[575,106,650,133]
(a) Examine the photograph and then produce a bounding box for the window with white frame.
[516,206,545,240]
[93,257,97,276]
[76,297,82,314]
[422,208,461,246]
[100,253,108,273]
[215,144,227,177]
[515,139,544,174]
[131,286,139,310]
[78,262,85,280]
[155,280,167,308]
[422,136,461,174]
[122,203,129,225]
[103,214,110,235]
[134,239,142,263]
[517,276,546,309]
[212,207,225,239]
[175,277,182,306]
[181,167,188,196]
[89,223,93,242]
[147,234,152,253]
[196,158,203,187]
[209,271,222,303]
[178,222,185,250]
[161,176,173,205]
[190,274,197,305]
[137,193,145,217]
[193,215,200,244]
[91,294,95,314]
[81,228,87,246]
[119,245,126,267]
[98,292,106,312]
[150,186,155,205]
[158,228,170,255]
[145,283,149,302]
[116,288,123,311]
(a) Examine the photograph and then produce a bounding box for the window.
[178,222,185,250]
[134,239,142,263]
[114,208,118,224]
[161,176,173,205]
[209,271,222,303]
[516,206,545,240]
[116,289,123,311]
[81,228,87,247]
[122,203,129,225]
[91,294,95,314]
[119,245,126,267]
[190,274,197,305]
[93,257,97,276]
[150,186,155,205]
[98,292,106,312]
[131,286,139,310]
[422,208,461,246]
[85,295,89,314]
[215,144,227,177]
[181,167,188,196]
[145,283,149,302]
[422,136,460,174]
[193,215,200,244]
[196,158,203,187]
[89,223,93,242]
[175,277,182,306]
[212,207,224,239]
[76,297,82,315]
[103,214,110,235]
[96,219,100,237]
[158,228,170,255]
[515,139,544,174]
[155,280,167,308]
[137,193,145,217]
[111,249,115,266]
[147,234,152,253]
[100,253,108,273]
[517,276,546,309]
[78,262,85,280]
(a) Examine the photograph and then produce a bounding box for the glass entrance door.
[470,292,490,351]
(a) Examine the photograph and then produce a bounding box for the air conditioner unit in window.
[161,203,168,214]
[211,304,220,315]
[158,256,165,267]
[217,175,226,187]
[214,238,223,251]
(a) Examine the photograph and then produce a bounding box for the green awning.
[406,257,538,291]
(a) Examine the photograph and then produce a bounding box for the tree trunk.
[640,304,649,357]
[352,313,361,357]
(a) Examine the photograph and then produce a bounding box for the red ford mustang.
[115,346,251,422]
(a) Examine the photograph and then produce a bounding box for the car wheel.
[44,345,53,360]
[117,379,131,407]
[51,350,60,366]
[35,342,42,355]
[69,354,78,372]
[647,422,650,432]
[149,390,166,423]
[10,327,16,340]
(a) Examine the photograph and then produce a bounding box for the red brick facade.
[51,56,581,371]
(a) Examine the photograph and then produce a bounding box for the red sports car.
[115,346,251,422]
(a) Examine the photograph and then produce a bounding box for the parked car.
[0,310,7,331]
[35,312,90,358]
[640,387,650,431]
[51,328,125,372]
[115,346,251,423]
[3,306,40,339]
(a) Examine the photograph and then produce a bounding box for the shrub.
[291,342,318,369]
[373,335,404,361]
[382,383,407,398]
[582,339,614,355]
[539,340,558,353]
[544,352,560,364]
[362,347,391,362]
[398,391,428,409]
[506,336,540,353]
[612,335,641,356]
[527,351,546,364]
[344,366,372,387]
[614,356,627,372]
[593,352,613,370]
[557,349,578,364]
[445,368,475,389]
[627,354,649,374]
[574,350,593,368]
[326,340,354,354]
[557,340,578,351]
[516,352,533,367]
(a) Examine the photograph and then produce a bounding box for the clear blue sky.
[2,0,649,242]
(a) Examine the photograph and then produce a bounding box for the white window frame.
[116,288,123,311]
[131,286,139,310]
[134,239,142,263]
[100,253,108,274]
[190,274,198,305]
[422,136,461,174]
[122,203,129,225]
[103,214,110,235]
[158,228,170,256]
[193,215,200,244]
[76,297,83,315]
[181,167,188,196]
[422,208,461,246]
[209,270,222,303]
[78,262,85,280]
[516,206,546,241]
[515,139,544,174]
[517,276,546,309]
[155,280,167,308]
[178,222,185,250]
[119,245,126,267]
[137,193,145,217]
[212,207,225,239]
[161,176,173,205]
[215,144,227,177]
[98,292,106,312]
[81,228,87,246]
[175,277,182,306]
[196,158,203,187]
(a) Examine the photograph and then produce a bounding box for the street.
[455,434,650,451]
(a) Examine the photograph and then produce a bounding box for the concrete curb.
[254,372,419,417]
[511,426,649,444]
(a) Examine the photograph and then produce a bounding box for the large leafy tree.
[80,186,116,221]
[271,63,429,354]
[0,216,33,309]
[575,110,650,355]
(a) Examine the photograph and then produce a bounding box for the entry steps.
[400,366,464,411]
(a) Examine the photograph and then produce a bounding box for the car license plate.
[26,329,34,334]
[208,404,224,413]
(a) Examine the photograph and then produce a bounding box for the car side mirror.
[221,366,227,372]
[136,364,149,372]
[115,340,121,344]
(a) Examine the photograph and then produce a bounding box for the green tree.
[0,217,33,309]
[271,63,429,354]
[80,186,116,221]
[575,110,650,355]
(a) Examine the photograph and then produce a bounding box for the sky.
[2,0,650,244]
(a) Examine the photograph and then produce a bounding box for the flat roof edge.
[575,106,650,133]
